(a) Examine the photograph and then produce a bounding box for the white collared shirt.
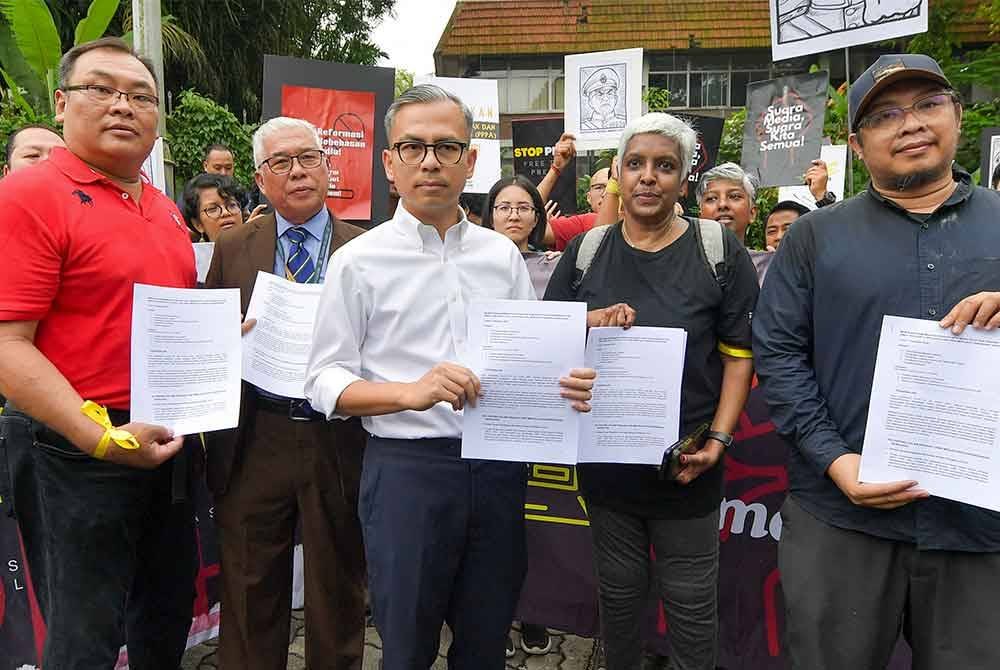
[304,203,535,439]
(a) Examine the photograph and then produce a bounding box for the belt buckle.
[288,399,313,422]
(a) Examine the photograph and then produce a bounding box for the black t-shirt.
[543,220,759,518]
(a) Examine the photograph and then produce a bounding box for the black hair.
[181,173,245,238]
[766,200,810,223]
[481,175,547,251]
[4,124,61,163]
[204,143,233,160]
[59,36,157,88]
[992,161,1000,190]
[459,192,486,219]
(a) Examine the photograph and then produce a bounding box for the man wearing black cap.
[763,200,809,251]
[753,54,1000,669]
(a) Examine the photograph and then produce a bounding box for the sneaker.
[506,633,516,658]
[520,623,552,655]
[587,639,606,670]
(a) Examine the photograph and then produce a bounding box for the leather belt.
[255,395,325,422]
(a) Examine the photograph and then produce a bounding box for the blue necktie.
[284,227,316,283]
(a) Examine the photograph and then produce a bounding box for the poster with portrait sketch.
[565,48,643,151]
[770,0,928,61]
[979,127,1000,190]
[415,75,500,194]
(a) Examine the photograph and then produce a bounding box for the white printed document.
[462,302,686,465]
[580,327,686,465]
[860,315,1000,512]
[242,271,323,399]
[130,283,242,434]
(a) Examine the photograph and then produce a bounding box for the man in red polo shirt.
[0,37,198,669]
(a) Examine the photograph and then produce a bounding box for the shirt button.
[926,263,935,271]
[928,308,937,316]
[921,223,929,230]
[122,193,129,199]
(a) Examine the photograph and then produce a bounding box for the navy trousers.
[359,436,527,670]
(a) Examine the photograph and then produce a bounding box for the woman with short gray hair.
[543,112,758,670]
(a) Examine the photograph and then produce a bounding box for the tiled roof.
[435,0,995,57]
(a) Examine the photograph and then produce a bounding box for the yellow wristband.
[605,178,620,196]
[81,401,140,460]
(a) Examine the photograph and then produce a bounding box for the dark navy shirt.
[753,169,1000,552]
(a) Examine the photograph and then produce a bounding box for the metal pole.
[844,46,853,197]
[132,0,174,195]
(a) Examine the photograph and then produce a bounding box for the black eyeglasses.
[62,84,159,110]
[858,91,958,132]
[201,201,242,218]
[493,204,536,217]
[258,149,325,174]
[391,141,467,166]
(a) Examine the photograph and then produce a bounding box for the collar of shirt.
[276,206,330,242]
[49,146,116,185]
[392,201,470,253]
[864,165,972,218]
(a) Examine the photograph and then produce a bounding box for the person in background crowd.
[991,161,1000,190]
[203,142,236,176]
[537,132,621,250]
[460,191,486,225]
[304,84,596,670]
[2,124,65,176]
[204,117,367,670]
[181,172,246,242]
[481,174,558,658]
[544,112,757,670]
[483,175,557,299]
[764,200,810,251]
[696,162,758,245]
[754,54,1000,669]
[0,37,197,669]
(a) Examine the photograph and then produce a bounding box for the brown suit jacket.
[203,209,366,495]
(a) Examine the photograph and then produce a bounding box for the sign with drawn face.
[770,0,929,61]
[979,127,1000,191]
[565,48,643,151]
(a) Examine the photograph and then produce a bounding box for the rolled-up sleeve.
[304,246,367,419]
[752,222,852,475]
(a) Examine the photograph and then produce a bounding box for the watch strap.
[705,430,734,449]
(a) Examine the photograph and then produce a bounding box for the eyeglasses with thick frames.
[62,84,159,110]
[857,91,958,132]
[201,201,242,219]
[391,141,467,166]
[589,183,607,193]
[493,204,536,217]
[258,149,325,175]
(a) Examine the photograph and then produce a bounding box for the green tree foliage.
[166,89,255,192]
[394,68,413,98]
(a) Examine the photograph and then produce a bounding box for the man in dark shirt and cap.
[754,54,1000,669]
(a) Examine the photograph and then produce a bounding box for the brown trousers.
[214,408,366,670]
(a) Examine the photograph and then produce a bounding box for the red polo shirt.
[0,147,196,409]
[550,212,598,251]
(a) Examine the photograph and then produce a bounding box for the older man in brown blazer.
[204,116,367,670]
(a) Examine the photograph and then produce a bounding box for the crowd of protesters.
[2,35,1000,670]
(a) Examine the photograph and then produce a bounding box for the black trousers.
[779,495,1000,670]
[360,436,527,670]
[1,409,197,670]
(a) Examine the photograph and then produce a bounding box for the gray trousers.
[589,503,720,670]
[779,495,1000,670]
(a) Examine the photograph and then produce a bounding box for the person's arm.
[805,159,834,206]
[537,132,575,204]
[674,354,753,485]
[752,222,925,508]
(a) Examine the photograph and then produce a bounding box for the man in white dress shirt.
[305,84,596,670]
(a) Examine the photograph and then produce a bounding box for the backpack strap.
[572,224,612,291]
[692,217,728,290]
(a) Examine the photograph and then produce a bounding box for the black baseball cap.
[849,54,952,132]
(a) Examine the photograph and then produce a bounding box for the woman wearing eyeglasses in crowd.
[482,175,559,300]
[181,173,247,242]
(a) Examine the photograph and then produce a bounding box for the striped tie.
[284,227,316,283]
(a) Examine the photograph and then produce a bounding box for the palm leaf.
[0,17,46,107]
[0,64,34,115]
[0,0,60,85]
[74,0,121,45]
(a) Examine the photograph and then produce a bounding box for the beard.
[891,167,942,191]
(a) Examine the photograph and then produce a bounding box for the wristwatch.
[705,430,734,449]
[815,191,836,208]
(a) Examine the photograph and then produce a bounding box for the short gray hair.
[616,112,698,181]
[696,162,757,202]
[253,117,322,168]
[384,84,474,140]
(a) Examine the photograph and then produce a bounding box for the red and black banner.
[512,118,579,217]
[678,114,725,215]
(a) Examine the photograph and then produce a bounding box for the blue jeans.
[1,409,198,669]
[360,436,527,670]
